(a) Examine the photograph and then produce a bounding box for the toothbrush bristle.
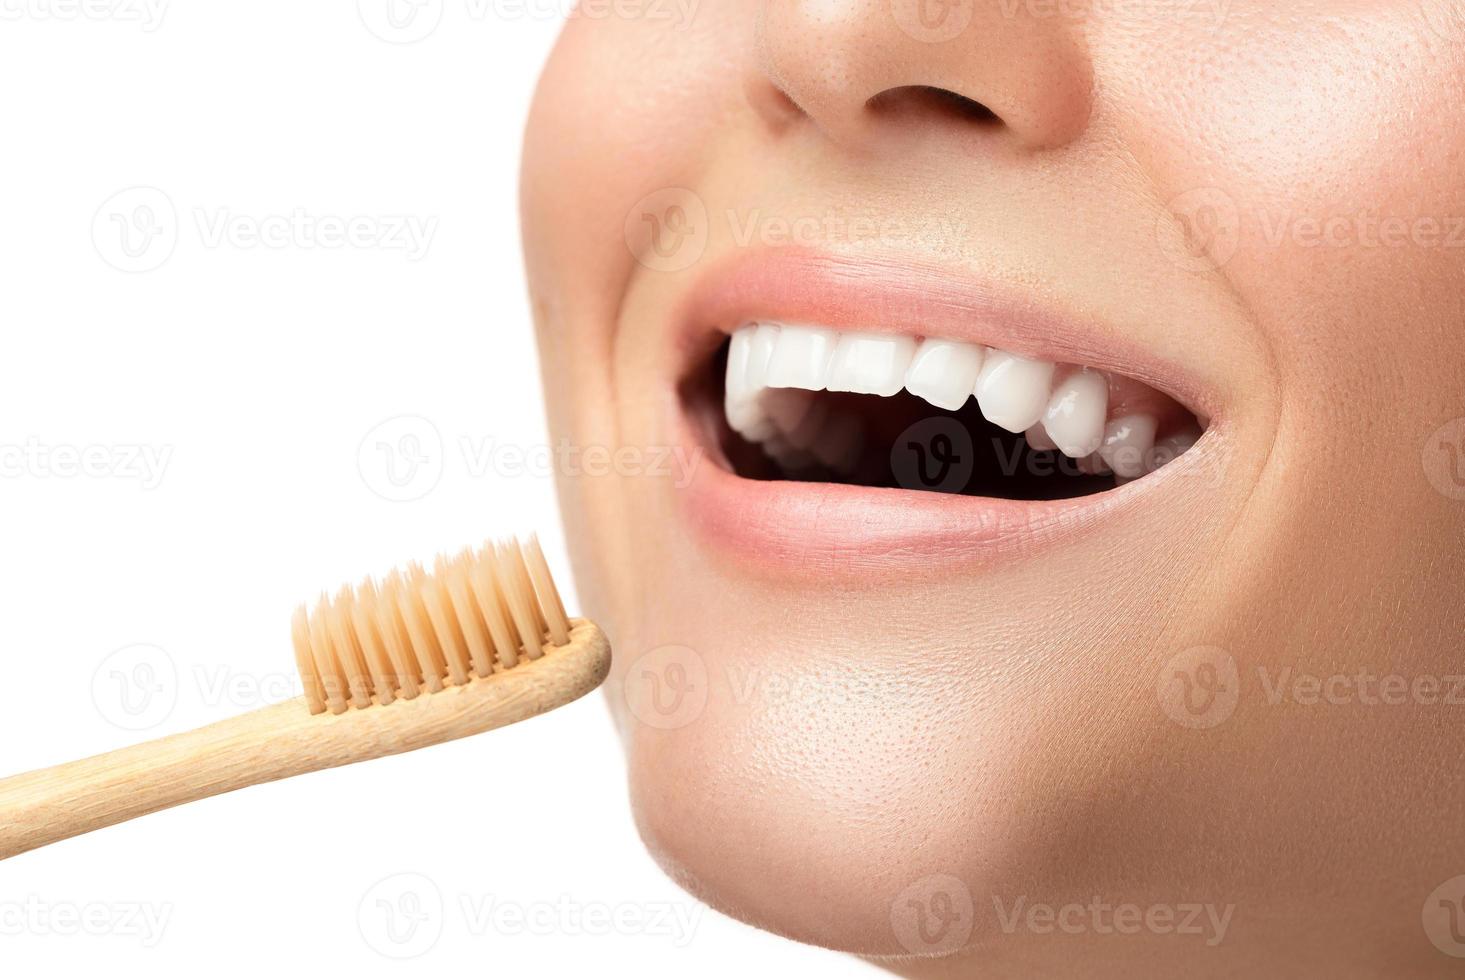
[290,536,573,715]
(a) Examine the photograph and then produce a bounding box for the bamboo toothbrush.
[0,536,610,860]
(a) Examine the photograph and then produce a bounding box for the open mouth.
[688,322,1205,501]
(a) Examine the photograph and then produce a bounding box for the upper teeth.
[724,321,1191,478]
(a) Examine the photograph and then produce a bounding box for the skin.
[520,2,1465,975]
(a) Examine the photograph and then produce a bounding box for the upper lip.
[672,246,1221,423]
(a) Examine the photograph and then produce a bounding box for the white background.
[0,3,872,975]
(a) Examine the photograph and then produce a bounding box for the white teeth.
[720,322,1197,482]
[975,351,1056,433]
[746,323,779,388]
[827,331,918,396]
[724,331,756,416]
[726,398,776,442]
[1024,423,1058,452]
[765,324,838,390]
[724,323,783,443]
[1025,421,1060,451]
[726,327,752,395]
[905,338,986,411]
[1098,414,1158,479]
[1042,368,1108,458]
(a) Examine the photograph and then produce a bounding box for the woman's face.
[521,2,1465,973]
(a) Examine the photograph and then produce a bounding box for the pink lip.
[671,247,1222,420]
[667,247,1225,578]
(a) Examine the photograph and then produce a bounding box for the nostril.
[867,85,1000,126]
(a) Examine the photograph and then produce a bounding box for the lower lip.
[673,405,1189,579]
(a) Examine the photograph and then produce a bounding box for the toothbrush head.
[290,536,576,715]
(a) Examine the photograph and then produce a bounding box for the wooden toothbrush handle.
[0,699,325,859]
[0,621,610,860]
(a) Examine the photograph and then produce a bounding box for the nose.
[752,0,1092,151]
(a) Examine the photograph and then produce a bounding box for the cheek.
[1099,4,1465,449]
[521,13,751,617]
[521,9,754,314]
[1102,4,1462,200]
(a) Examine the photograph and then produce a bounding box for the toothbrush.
[0,536,610,860]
